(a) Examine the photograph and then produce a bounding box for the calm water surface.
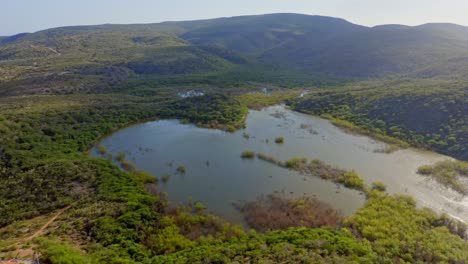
[91,105,467,223]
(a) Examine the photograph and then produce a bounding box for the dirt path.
[25,205,72,241]
[1,205,72,259]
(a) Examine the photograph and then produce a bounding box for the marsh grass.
[417,160,468,195]
[97,144,107,155]
[256,153,367,192]
[234,194,343,232]
[241,151,255,159]
[176,165,186,174]
[274,136,285,144]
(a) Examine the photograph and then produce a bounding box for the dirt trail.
[25,205,72,241]
[1,205,72,259]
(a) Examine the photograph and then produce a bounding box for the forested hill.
[3,13,468,82]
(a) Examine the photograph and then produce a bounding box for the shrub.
[38,238,92,264]
[372,181,387,192]
[338,171,365,191]
[417,165,434,175]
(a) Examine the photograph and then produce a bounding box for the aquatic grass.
[417,160,468,195]
[176,165,186,174]
[256,153,279,165]
[161,174,171,183]
[274,136,285,144]
[372,181,387,192]
[256,153,368,192]
[97,144,107,155]
[241,151,255,159]
[284,157,307,169]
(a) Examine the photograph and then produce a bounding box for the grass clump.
[284,157,307,169]
[371,181,387,192]
[161,174,171,183]
[417,160,468,195]
[255,154,368,192]
[241,151,255,159]
[176,165,186,174]
[274,136,284,144]
[256,153,278,165]
[97,144,107,155]
[337,171,365,190]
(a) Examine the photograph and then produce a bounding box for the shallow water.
[91,105,467,223]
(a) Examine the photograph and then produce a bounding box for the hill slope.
[3,13,468,80]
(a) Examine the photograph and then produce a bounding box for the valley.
[0,13,467,263]
[91,105,466,224]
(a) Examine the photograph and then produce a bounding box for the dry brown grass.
[234,194,343,232]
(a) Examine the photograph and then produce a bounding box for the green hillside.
[259,22,468,78]
[4,13,468,80]
[290,79,468,160]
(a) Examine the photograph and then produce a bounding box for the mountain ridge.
[2,13,468,82]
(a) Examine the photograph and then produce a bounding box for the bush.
[371,181,387,192]
[417,165,434,175]
[338,171,365,191]
[38,238,92,264]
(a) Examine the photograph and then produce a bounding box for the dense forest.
[0,13,467,263]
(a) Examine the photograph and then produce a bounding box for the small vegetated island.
[0,13,467,263]
[417,160,468,195]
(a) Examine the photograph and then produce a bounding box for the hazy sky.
[2,0,468,36]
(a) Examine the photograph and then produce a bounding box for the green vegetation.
[1,13,468,263]
[153,227,378,263]
[96,144,107,155]
[372,181,387,192]
[240,151,255,159]
[235,90,301,110]
[0,87,250,262]
[417,160,468,195]
[256,153,277,164]
[0,93,466,262]
[338,171,366,191]
[159,94,248,131]
[289,79,468,160]
[274,136,285,144]
[330,118,409,150]
[251,153,369,192]
[284,157,307,169]
[283,157,367,192]
[38,238,92,264]
[345,191,468,263]
[161,174,171,183]
[176,165,186,174]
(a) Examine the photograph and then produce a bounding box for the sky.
[2,0,468,36]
